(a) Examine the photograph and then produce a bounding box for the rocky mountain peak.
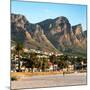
[55,16,69,24]
[11,13,31,32]
[11,14,26,22]
[49,16,71,35]
[72,24,82,35]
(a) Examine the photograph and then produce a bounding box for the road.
[11,73,87,89]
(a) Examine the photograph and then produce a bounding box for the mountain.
[11,14,59,53]
[11,14,87,56]
[38,16,87,56]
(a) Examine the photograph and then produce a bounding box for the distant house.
[68,65,74,71]
[48,61,58,71]
[48,61,53,71]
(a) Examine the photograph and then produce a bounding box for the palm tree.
[42,57,49,72]
[15,41,23,72]
[30,52,37,72]
[36,56,42,71]
[49,54,57,71]
[58,55,68,70]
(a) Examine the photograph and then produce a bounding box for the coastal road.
[11,73,87,89]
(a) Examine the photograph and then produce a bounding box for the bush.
[11,76,17,81]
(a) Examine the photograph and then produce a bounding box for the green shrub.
[11,76,17,81]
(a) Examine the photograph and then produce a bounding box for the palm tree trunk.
[18,51,21,72]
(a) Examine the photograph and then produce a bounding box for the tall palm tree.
[30,52,37,72]
[58,55,68,70]
[15,41,23,72]
[42,57,48,72]
[49,54,57,71]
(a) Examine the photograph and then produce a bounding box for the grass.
[11,71,63,78]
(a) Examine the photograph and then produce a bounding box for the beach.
[11,72,87,89]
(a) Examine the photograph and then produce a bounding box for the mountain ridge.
[11,13,87,56]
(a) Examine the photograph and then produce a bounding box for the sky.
[11,0,87,30]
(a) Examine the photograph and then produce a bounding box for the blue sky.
[11,0,87,30]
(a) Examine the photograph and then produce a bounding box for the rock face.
[40,16,72,51]
[11,14,87,56]
[11,14,59,53]
[72,24,86,48]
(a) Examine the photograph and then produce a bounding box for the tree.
[30,52,37,72]
[49,54,57,71]
[42,57,49,72]
[58,55,68,70]
[15,41,23,72]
